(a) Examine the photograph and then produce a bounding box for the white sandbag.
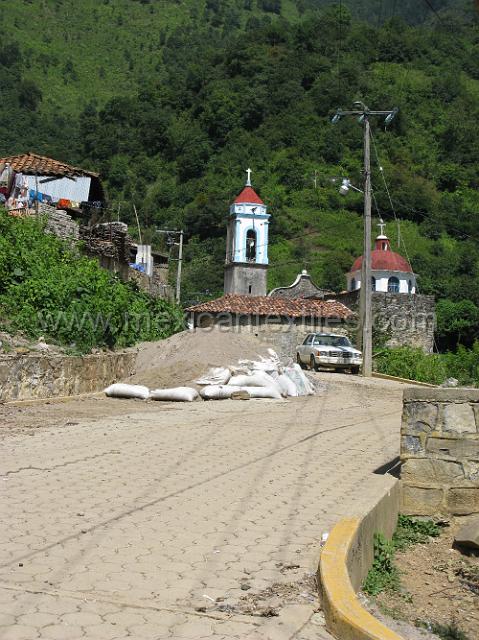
[229,371,279,389]
[284,365,315,396]
[195,367,231,386]
[150,387,199,402]
[253,349,282,371]
[104,383,150,400]
[277,373,299,397]
[229,364,254,376]
[242,386,283,400]
[200,385,244,400]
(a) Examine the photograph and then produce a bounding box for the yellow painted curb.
[372,372,436,387]
[319,517,406,640]
[3,391,105,407]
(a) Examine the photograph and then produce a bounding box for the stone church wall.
[400,387,479,516]
[269,273,330,300]
[330,291,435,352]
[224,263,268,297]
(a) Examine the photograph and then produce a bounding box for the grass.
[363,515,441,596]
[416,620,470,640]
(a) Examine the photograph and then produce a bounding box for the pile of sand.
[128,328,274,389]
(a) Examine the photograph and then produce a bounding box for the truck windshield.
[314,336,352,347]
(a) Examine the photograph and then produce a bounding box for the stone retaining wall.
[0,351,137,402]
[400,388,479,516]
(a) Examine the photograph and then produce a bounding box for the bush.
[0,211,184,353]
[374,346,479,387]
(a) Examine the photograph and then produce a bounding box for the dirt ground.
[370,518,479,640]
[0,328,278,440]
[130,327,276,389]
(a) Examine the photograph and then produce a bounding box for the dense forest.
[1,0,479,351]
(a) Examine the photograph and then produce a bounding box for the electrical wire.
[422,0,448,26]
[337,0,343,95]
[370,124,421,290]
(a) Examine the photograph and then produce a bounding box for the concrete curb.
[318,478,405,640]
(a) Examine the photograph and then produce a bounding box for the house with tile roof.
[186,294,355,357]
[0,152,104,210]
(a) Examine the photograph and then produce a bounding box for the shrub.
[374,346,479,387]
[0,211,184,353]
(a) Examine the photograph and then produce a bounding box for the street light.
[339,178,363,196]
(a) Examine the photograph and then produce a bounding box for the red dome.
[350,237,412,273]
[234,186,264,205]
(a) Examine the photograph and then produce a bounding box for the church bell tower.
[224,169,270,296]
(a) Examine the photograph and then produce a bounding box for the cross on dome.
[378,219,387,236]
[246,168,252,187]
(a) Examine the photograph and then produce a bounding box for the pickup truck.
[296,333,362,374]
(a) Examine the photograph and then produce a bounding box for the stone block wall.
[0,351,137,402]
[400,388,479,516]
[41,206,80,241]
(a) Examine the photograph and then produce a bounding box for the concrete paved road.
[0,374,404,639]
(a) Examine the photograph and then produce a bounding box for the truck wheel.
[296,354,305,369]
[310,355,318,372]
[351,366,360,375]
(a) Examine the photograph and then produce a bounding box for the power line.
[422,0,448,26]
[337,0,343,95]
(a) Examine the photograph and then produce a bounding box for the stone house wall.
[400,388,479,516]
[38,204,80,241]
[0,351,137,402]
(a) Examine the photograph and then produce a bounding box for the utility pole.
[332,102,398,377]
[361,115,373,376]
[156,229,184,304]
[175,230,184,304]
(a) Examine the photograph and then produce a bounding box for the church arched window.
[246,229,257,262]
[350,277,356,291]
[388,276,400,293]
[408,279,413,293]
[371,276,376,292]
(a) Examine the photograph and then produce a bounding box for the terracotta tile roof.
[0,153,99,178]
[186,295,354,319]
[234,186,264,205]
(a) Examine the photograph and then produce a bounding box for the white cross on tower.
[246,168,252,187]
[378,218,386,236]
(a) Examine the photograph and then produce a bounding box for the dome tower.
[347,222,417,294]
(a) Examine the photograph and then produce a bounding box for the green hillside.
[1,0,479,351]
